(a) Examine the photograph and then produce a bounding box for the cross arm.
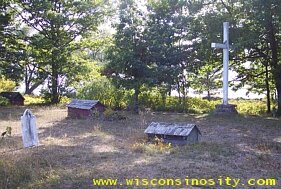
[211,43,227,49]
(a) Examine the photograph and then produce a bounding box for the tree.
[189,7,227,101]
[190,64,222,100]
[14,0,106,103]
[145,0,196,108]
[106,0,152,113]
[194,0,281,115]
[224,0,281,114]
[0,0,23,83]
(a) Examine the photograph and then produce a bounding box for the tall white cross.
[211,22,230,105]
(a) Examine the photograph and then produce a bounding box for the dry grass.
[0,106,281,188]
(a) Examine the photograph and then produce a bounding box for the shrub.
[0,77,16,92]
[77,81,270,116]
[24,94,71,106]
[24,95,45,105]
[0,96,9,106]
[233,100,267,115]
[59,96,71,105]
[77,77,130,109]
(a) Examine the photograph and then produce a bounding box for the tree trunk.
[274,68,281,116]
[182,82,186,112]
[51,63,59,104]
[24,67,30,94]
[207,90,211,101]
[133,86,140,114]
[160,90,166,108]
[265,63,271,113]
[177,80,181,105]
[266,4,280,116]
[25,77,48,95]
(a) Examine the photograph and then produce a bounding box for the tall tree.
[189,7,227,101]
[145,0,196,107]
[0,0,23,82]
[13,0,106,103]
[106,0,152,113]
[227,0,281,114]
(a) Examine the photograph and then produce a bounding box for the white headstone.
[21,109,39,148]
[211,22,230,105]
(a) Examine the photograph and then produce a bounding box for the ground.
[0,106,280,189]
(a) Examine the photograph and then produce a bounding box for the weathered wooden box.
[67,99,106,119]
[0,92,25,105]
[144,122,201,145]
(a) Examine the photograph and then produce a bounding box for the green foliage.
[77,77,129,109]
[145,0,195,94]
[59,96,71,105]
[228,0,281,115]
[139,92,218,113]
[190,64,222,100]
[78,80,269,115]
[233,100,267,115]
[0,96,9,106]
[0,0,21,82]
[106,0,154,113]
[24,95,70,105]
[14,0,107,103]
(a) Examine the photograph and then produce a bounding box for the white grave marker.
[21,109,39,148]
[211,22,230,105]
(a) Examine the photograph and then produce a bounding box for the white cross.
[211,22,230,105]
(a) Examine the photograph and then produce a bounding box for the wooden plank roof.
[144,122,201,136]
[67,99,100,110]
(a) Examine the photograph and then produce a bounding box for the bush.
[25,94,71,106]
[59,96,71,105]
[232,100,267,115]
[186,98,218,113]
[0,77,16,92]
[77,77,130,109]
[24,95,45,105]
[0,96,9,106]
[77,81,270,115]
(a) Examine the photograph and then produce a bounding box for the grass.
[0,106,281,188]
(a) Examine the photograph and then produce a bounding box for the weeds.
[132,136,172,155]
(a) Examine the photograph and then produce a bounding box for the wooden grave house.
[67,99,106,119]
[144,122,201,145]
[0,92,25,105]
